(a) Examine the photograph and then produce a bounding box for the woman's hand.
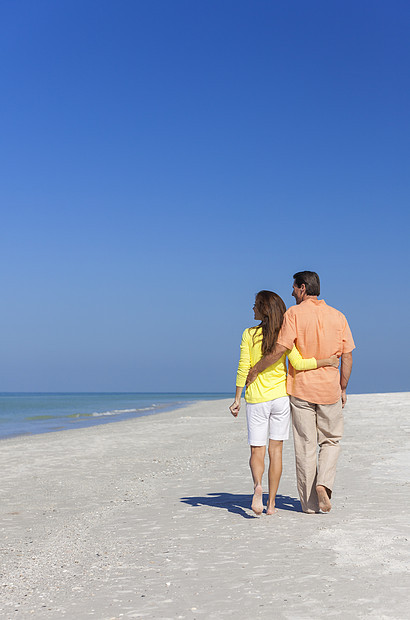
[316,354,340,368]
[229,400,241,417]
[328,354,340,368]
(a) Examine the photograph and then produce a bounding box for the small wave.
[130,406,156,412]
[90,410,133,418]
[66,406,158,419]
[111,407,156,413]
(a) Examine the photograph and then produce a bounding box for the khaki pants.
[290,396,344,513]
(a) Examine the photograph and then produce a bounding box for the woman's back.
[237,327,288,403]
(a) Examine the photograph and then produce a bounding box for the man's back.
[278,298,355,404]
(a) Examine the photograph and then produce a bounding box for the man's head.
[292,271,320,304]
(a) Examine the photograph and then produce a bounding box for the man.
[246,271,355,513]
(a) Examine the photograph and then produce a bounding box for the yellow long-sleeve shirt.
[236,327,317,404]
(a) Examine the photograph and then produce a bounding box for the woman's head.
[253,290,287,355]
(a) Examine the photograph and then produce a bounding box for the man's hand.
[246,344,288,385]
[246,366,258,387]
[229,400,241,417]
[341,389,347,408]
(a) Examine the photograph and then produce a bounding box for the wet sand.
[1,393,409,619]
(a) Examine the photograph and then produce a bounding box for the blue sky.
[1,0,409,394]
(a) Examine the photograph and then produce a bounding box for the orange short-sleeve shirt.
[277,298,355,404]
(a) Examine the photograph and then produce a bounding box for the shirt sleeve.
[277,309,297,350]
[236,329,251,388]
[287,345,317,371]
[341,317,355,353]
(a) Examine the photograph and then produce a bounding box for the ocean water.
[0,393,231,440]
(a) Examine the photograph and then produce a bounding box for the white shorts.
[246,396,290,445]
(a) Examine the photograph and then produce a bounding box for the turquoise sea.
[0,393,231,439]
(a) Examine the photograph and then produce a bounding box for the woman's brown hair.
[251,290,287,356]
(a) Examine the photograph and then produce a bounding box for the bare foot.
[316,485,332,512]
[251,484,263,515]
[266,506,278,515]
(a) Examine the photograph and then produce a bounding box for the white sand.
[0,393,409,619]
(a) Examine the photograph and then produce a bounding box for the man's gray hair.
[293,271,320,296]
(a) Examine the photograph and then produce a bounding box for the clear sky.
[1,0,409,394]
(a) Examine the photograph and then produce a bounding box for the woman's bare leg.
[249,445,265,514]
[267,439,283,515]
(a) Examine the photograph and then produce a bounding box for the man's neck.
[300,295,318,303]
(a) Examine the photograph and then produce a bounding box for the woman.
[229,290,338,516]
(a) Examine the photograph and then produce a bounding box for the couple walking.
[229,271,355,515]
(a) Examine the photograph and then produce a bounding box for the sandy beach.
[1,393,409,619]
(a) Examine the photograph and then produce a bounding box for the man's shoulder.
[287,299,348,322]
[320,301,348,321]
[284,301,317,316]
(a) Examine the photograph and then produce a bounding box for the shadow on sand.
[180,492,302,519]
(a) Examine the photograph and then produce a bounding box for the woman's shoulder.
[241,326,261,344]
[242,326,261,336]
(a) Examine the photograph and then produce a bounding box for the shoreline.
[1,393,409,618]
[1,390,405,442]
[0,401,190,442]
[0,392,232,441]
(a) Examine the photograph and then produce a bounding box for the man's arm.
[340,351,353,408]
[245,343,288,386]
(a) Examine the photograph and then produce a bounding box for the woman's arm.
[230,330,251,417]
[287,345,339,370]
[317,355,339,368]
[235,329,252,386]
[229,385,243,417]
